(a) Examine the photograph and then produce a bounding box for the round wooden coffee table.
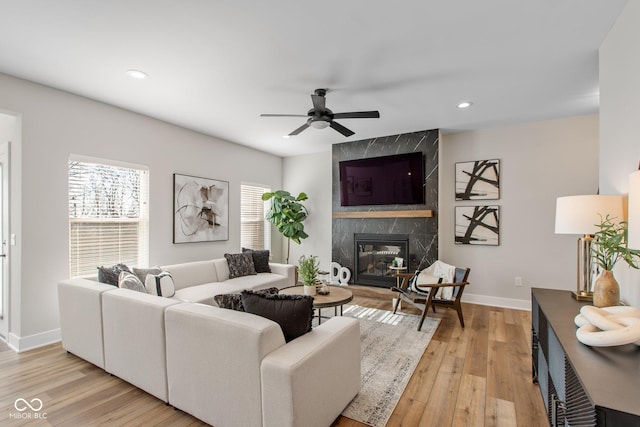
[279,285,353,324]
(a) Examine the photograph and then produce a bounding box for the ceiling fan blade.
[260,114,307,117]
[289,123,310,136]
[311,93,326,111]
[333,111,380,119]
[330,121,355,137]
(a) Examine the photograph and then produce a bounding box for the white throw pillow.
[118,271,147,294]
[145,271,176,297]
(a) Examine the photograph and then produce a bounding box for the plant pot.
[593,269,620,307]
[303,285,316,296]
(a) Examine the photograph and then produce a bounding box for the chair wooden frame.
[391,267,471,331]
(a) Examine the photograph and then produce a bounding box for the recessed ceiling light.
[283,135,291,138]
[126,69,148,80]
[457,101,473,109]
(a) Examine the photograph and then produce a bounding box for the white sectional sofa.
[57,257,361,427]
[163,258,296,305]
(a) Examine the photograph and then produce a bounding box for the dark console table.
[531,288,640,426]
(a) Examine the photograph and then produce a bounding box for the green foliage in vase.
[262,190,309,264]
[591,215,640,271]
[298,255,320,286]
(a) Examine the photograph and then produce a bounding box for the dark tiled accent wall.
[332,129,439,283]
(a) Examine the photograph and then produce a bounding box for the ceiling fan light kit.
[261,88,380,137]
[309,119,330,129]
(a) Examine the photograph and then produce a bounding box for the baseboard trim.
[462,293,530,311]
[9,328,61,353]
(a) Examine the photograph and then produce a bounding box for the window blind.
[241,184,271,251]
[69,159,149,277]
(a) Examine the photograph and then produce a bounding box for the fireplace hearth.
[354,233,410,288]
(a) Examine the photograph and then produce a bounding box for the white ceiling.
[0,1,628,157]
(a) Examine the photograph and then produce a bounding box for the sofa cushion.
[145,272,176,297]
[118,271,147,294]
[242,248,271,273]
[172,282,248,306]
[213,258,231,281]
[214,287,279,311]
[225,252,257,279]
[164,303,285,427]
[241,290,313,342]
[132,266,162,285]
[97,263,131,286]
[162,260,218,290]
[225,272,292,290]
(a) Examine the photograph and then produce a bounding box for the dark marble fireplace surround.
[331,129,439,288]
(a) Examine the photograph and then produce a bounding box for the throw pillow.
[132,266,163,285]
[145,271,176,297]
[214,287,279,311]
[214,293,244,311]
[118,271,147,294]
[224,252,257,279]
[97,263,131,286]
[241,290,313,342]
[242,248,271,273]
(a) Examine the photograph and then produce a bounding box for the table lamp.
[555,194,625,301]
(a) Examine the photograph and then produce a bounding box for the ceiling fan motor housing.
[260,87,379,136]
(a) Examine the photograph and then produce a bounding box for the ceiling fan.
[260,88,380,137]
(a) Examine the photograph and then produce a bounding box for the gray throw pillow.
[132,266,162,285]
[224,252,257,279]
[118,271,147,294]
[97,263,131,286]
[242,248,271,273]
[214,287,279,311]
[241,290,313,342]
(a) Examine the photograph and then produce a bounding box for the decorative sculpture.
[574,305,640,347]
[330,262,351,286]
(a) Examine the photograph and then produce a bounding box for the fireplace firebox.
[354,233,410,288]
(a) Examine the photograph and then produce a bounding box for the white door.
[0,140,9,340]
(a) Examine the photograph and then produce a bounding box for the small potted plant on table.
[298,255,320,296]
[591,215,640,307]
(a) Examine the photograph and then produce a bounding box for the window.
[68,157,149,277]
[241,184,271,250]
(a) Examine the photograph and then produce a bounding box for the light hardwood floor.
[0,286,548,426]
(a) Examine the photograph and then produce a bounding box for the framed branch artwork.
[455,206,500,246]
[455,159,500,200]
[173,173,229,243]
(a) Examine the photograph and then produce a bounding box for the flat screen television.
[339,152,425,206]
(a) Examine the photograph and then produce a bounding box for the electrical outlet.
[515,276,523,287]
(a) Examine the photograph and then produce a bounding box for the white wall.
[282,151,332,270]
[440,115,599,309]
[600,0,640,307]
[0,113,20,340]
[0,72,283,350]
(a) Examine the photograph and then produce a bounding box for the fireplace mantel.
[332,209,433,219]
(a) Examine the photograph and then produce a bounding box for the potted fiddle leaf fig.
[591,214,640,307]
[262,190,309,264]
[298,254,320,296]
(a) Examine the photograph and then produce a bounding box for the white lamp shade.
[555,195,625,235]
[628,171,640,249]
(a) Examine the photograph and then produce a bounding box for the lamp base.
[572,291,593,302]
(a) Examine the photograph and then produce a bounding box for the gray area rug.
[338,305,440,427]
